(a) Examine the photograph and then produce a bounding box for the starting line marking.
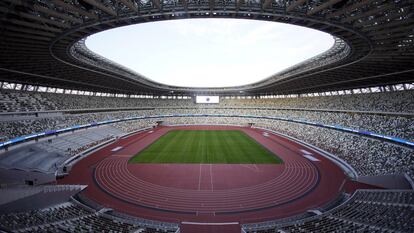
[181,221,239,225]
[111,146,123,152]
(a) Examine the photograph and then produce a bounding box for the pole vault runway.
[59,125,347,228]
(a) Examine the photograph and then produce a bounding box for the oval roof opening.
[86,19,334,88]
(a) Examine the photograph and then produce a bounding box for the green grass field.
[129,130,282,164]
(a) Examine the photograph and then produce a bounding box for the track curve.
[60,125,347,223]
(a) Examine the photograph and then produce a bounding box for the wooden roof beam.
[236,0,244,10]
[5,0,80,23]
[2,31,51,41]
[362,18,414,33]
[307,0,343,16]
[327,0,376,19]
[152,0,161,10]
[51,0,98,19]
[119,0,138,12]
[262,0,272,9]
[180,0,188,11]
[4,18,62,33]
[367,24,414,37]
[341,4,394,24]
[33,5,83,24]
[81,0,117,16]
[353,10,403,27]
[286,0,307,13]
[0,6,71,28]
[3,25,56,37]
[209,0,215,11]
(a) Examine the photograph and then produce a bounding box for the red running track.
[59,125,348,229]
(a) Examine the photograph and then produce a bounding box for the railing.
[42,185,87,193]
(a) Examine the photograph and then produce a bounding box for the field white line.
[198,164,202,191]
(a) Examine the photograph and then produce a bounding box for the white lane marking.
[300,149,312,155]
[181,221,239,225]
[303,154,320,162]
[111,146,123,152]
[198,164,202,190]
[240,164,259,172]
[210,164,214,191]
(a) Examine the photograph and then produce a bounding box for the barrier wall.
[1,114,413,149]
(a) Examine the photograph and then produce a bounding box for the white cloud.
[86,19,334,87]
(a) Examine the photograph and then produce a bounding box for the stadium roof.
[0,0,413,96]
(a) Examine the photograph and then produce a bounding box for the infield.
[129,130,282,164]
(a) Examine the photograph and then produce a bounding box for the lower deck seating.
[0,200,178,233]
[0,126,124,173]
[244,190,414,233]
[0,146,62,173]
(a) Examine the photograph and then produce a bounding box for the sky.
[86,19,334,88]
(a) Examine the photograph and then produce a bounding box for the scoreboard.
[195,96,219,104]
